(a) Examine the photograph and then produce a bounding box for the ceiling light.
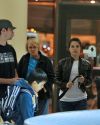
[90,0,96,4]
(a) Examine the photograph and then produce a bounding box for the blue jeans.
[59,99,87,112]
[37,99,49,115]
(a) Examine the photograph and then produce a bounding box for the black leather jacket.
[55,56,92,92]
[17,51,55,99]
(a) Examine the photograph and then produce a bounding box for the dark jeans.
[59,99,87,112]
[0,99,2,116]
[95,77,100,108]
[37,99,49,115]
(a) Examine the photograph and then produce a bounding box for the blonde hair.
[26,37,39,51]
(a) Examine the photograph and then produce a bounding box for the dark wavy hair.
[68,38,82,48]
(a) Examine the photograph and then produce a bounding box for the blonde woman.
[17,36,54,115]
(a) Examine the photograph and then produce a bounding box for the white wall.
[0,0,27,61]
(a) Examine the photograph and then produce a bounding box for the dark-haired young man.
[0,19,20,99]
[0,19,21,124]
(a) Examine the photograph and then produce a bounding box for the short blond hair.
[26,37,39,51]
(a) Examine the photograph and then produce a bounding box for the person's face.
[69,41,81,58]
[1,28,14,40]
[5,28,14,40]
[27,39,39,57]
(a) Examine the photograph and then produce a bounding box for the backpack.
[1,79,36,121]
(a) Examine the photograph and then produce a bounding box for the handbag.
[58,75,81,99]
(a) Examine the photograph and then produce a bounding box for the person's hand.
[66,81,73,89]
[32,80,46,92]
[39,81,47,92]
[78,75,85,84]
[11,77,21,84]
[38,81,46,89]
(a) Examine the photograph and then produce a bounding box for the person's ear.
[1,28,6,33]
